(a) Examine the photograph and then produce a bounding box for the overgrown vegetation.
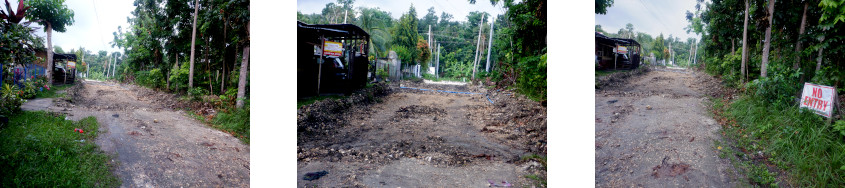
[211,103,250,144]
[298,0,546,101]
[692,0,845,185]
[0,111,120,187]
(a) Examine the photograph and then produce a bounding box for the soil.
[297,81,547,187]
[595,67,743,187]
[20,80,249,187]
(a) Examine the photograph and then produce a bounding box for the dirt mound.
[484,90,548,155]
[596,67,651,89]
[393,105,446,120]
[652,157,692,178]
[399,80,476,94]
[688,71,737,99]
[297,83,392,142]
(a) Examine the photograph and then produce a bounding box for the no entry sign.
[800,83,837,118]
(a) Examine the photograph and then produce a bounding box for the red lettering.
[803,96,810,106]
[824,101,829,111]
[813,87,822,98]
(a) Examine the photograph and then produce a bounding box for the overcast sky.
[8,0,134,54]
[297,0,505,24]
[595,0,700,41]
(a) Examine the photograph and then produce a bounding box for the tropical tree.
[596,0,614,14]
[392,5,420,66]
[26,0,74,85]
[760,0,775,77]
[189,0,199,89]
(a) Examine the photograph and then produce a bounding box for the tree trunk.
[46,23,54,85]
[793,2,808,70]
[207,38,213,93]
[221,18,228,95]
[816,40,824,73]
[189,0,200,89]
[236,45,249,109]
[760,0,776,78]
[731,39,736,55]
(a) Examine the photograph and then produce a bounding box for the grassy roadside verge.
[188,105,250,144]
[297,95,346,108]
[33,84,74,99]
[710,95,845,187]
[0,111,119,187]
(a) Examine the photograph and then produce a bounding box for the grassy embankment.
[0,111,120,187]
[712,94,845,187]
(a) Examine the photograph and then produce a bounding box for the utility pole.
[112,55,117,77]
[83,53,87,78]
[669,42,673,66]
[486,18,495,72]
[693,40,698,65]
[688,41,693,65]
[105,58,110,78]
[472,15,485,80]
[436,43,440,78]
[344,9,348,24]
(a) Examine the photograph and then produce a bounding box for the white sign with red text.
[799,83,836,118]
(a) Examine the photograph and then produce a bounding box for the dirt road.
[21,80,249,187]
[297,81,547,187]
[595,68,742,187]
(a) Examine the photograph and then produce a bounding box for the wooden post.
[317,36,324,95]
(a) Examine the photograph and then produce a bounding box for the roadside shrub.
[135,68,165,89]
[0,84,25,117]
[515,53,547,101]
[169,62,191,93]
[212,103,250,143]
[19,79,37,99]
[746,62,801,107]
[188,87,208,101]
[811,66,844,94]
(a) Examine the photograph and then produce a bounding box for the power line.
[90,0,110,52]
[637,0,672,32]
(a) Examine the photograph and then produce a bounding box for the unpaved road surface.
[21,80,249,187]
[595,68,742,187]
[297,82,547,187]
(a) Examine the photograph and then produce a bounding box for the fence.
[1,64,46,89]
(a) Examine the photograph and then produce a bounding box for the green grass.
[595,69,629,77]
[212,107,250,144]
[712,95,845,187]
[297,95,346,109]
[0,111,120,187]
[33,84,74,99]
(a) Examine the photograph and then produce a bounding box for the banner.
[67,61,76,69]
[799,82,837,118]
[616,45,628,54]
[323,41,343,57]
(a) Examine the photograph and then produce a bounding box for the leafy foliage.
[596,0,614,14]
[25,0,74,32]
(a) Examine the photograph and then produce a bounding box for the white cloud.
[8,0,135,54]
[297,0,506,24]
[595,0,700,41]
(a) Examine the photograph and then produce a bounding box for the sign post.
[799,82,837,119]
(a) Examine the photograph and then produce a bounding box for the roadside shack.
[297,21,370,98]
[595,32,641,70]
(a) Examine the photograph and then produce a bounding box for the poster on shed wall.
[799,82,837,118]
